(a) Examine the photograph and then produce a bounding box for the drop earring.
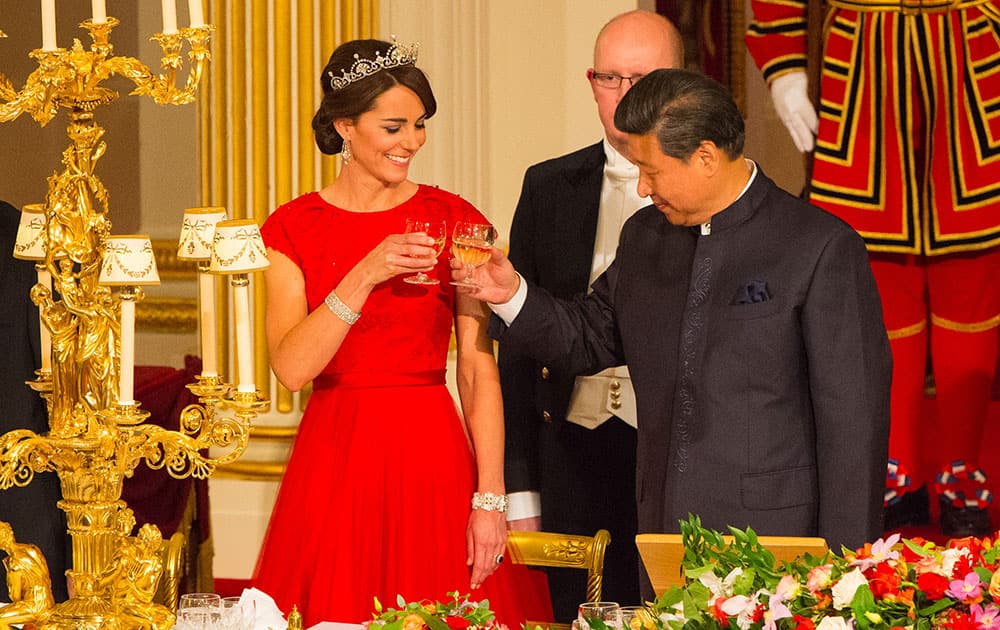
[341,140,352,164]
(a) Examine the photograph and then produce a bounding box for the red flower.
[791,615,815,630]
[868,562,902,599]
[445,616,471,630]
[711,598,730,625]
[943,608,977,630]
[917,572,951,601]
[899,537,932,563]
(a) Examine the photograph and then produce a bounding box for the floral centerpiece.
[651,516,1000,629]
[369,591,505,630]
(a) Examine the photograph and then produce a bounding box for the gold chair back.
[155,531,187,611]
[506,529,611,630]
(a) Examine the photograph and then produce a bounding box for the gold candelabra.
[0,13,266,630]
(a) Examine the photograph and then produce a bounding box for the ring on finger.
[494,554,504,565]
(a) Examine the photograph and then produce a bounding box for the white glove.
[769,71,818,153]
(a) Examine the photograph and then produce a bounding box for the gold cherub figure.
[0,520,54,630]
[100,523,175,630]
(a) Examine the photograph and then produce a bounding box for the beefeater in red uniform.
[747,0,1000,537]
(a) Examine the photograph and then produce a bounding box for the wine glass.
[176,592,222,630]
[578,601,622,630]
[449,221,497,287]
[403,218,447,285]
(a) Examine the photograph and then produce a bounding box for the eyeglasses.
[588,70,645,89]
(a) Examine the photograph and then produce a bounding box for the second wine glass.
[403,218,447,285]
[450,221,497,288]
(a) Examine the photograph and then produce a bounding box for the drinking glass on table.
[620,605,654,630]
[176,592,222,629]
[450,221,497,288]
[219,595,248,629]
[578,601,622,630]
[403,218,447,285]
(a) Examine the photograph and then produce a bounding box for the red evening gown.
[253,185,553,628]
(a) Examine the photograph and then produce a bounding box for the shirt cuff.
[506,490,541,521]
[488,273,528,326]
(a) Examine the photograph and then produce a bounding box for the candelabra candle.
[98,235,160,405]
[162,0,178,34]
[41,0,57,50]
[232,276,255,393]
[189,0,205,28]
[198,267,218,377]
[13,204,53,376]
[208,218,270,394]
[118,290,137,405]
[92,0,107,24]
[177,207,228,379]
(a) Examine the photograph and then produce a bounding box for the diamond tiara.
[328,39,420,91]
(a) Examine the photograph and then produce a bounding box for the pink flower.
[850,534,900,572]
[807,565,833,593]
[972,603,1000,630]
[946,572,984,604]
[762,576,799,630]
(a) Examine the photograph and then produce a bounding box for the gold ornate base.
[38,596,115,630]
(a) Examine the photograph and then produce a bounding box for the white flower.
[700,567,743,604]
[656,603,685,626]
[940,547,969,577]
[815,616,854,630]
[831,568,869,610]
[720,592,764,630]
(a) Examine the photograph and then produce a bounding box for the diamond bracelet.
[324,289,360,325]
[471,492,508,513]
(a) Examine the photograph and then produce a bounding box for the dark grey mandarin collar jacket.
[494,167,892,553]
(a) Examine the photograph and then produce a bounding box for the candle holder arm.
[102,27,212,106]
[0,60,67,126]
[0,430,64,489]
[122,403,251,480]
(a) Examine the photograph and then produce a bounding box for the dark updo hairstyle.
[312,39,438,155]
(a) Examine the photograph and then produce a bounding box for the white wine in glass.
[450,221,497,287]
[403,218,447,285]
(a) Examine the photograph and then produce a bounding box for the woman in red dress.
[252,39,551,628]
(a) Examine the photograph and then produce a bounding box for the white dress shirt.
[564,141,643,431]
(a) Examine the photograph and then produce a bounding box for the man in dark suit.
[460,69,892,596]
[501,9,683,618]
[0,200,69,601]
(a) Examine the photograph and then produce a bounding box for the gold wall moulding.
[152,239,199,280]
[136,296,197,333]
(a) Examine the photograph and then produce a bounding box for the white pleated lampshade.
[177,206,228,261]
[99,235,161,286]
[209,219,270,274]
[13,204,47,261]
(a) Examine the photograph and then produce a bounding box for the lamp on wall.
[208,219,269,395]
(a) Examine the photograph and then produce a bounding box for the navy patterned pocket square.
[732,279,771,304]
